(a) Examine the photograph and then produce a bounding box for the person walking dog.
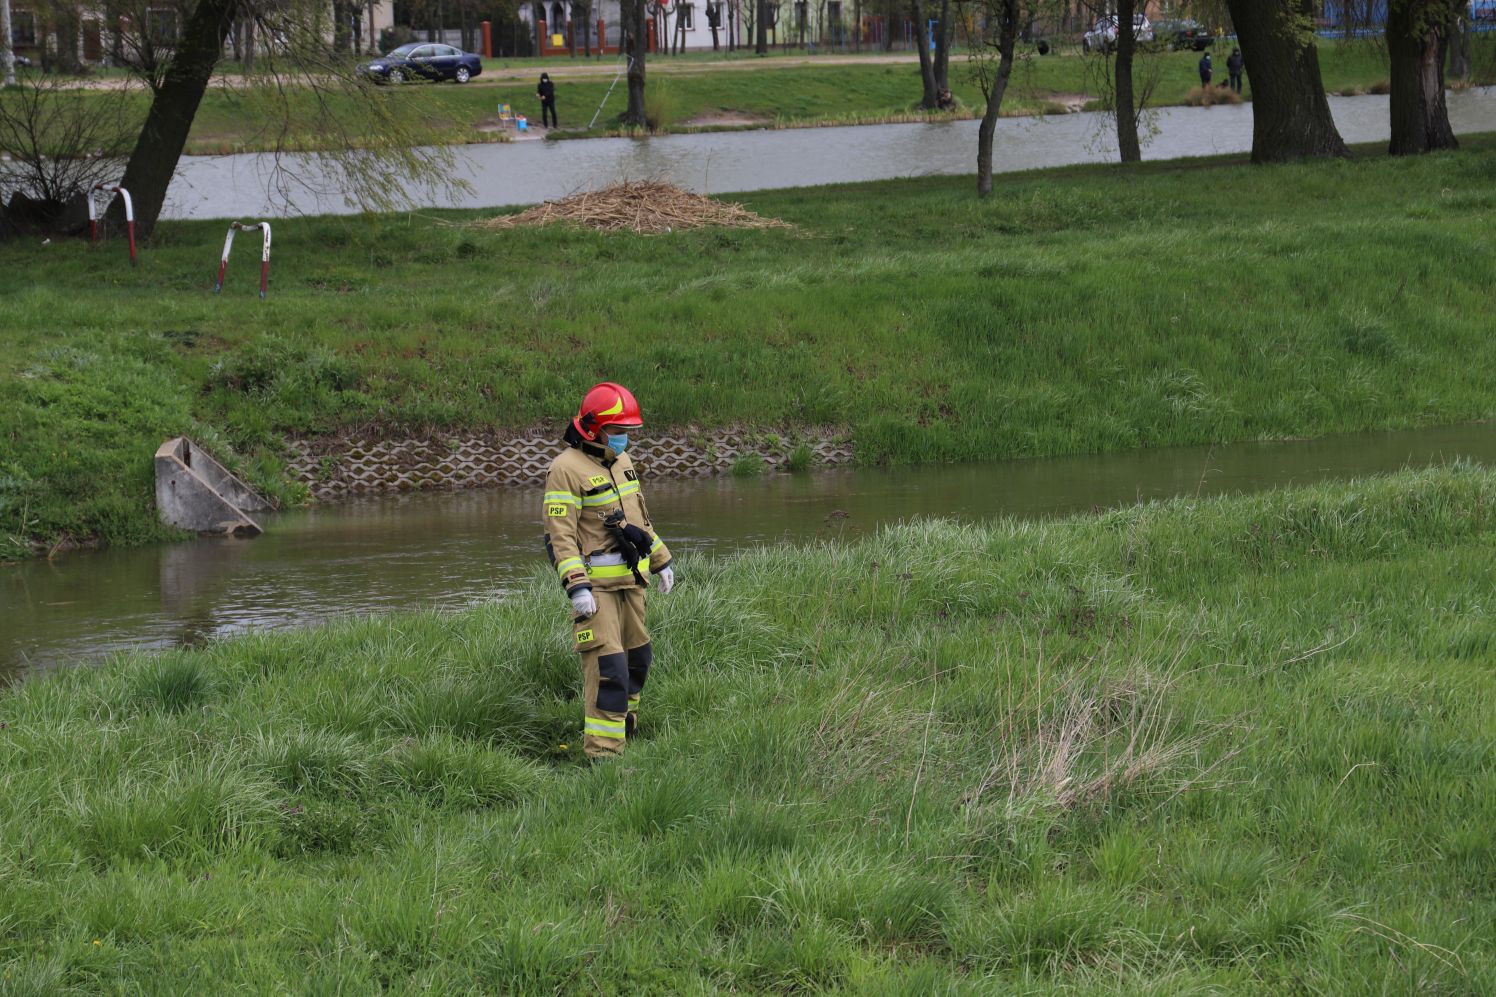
[544,382,675,759]
[537,72,558,128]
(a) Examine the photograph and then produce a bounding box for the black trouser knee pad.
[596,651,629,713]
[627,642,653,696]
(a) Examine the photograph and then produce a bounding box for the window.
[827,1,842,23]
[11,10,37,47]
[794,0,807,29]
[679,3,694,29]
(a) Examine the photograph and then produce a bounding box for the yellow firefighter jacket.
[543,438,672,595]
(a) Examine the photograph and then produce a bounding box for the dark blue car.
[358,43,482,85]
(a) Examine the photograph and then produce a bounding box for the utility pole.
[2,0,17,88]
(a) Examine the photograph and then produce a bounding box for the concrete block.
[154,437,268,537]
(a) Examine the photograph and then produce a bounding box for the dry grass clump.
[474,181,790,234]
[1184,85,1244,107]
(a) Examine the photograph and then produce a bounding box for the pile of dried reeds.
[473,181,789,234]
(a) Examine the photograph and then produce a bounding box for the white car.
[1082,15,1154,55]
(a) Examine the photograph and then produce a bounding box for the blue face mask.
[606,433,629,454]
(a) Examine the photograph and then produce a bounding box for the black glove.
[620,523,655,562]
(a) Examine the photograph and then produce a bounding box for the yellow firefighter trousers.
[574,588,651,758]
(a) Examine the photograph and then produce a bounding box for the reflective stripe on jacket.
[543,444,672,594]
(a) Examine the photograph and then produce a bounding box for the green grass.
[4,137,1496,557]
[2,465,1494,990]
[17,37,1493,152]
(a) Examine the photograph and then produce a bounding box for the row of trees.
[956,0,1468,196]
[0,0,1479,238]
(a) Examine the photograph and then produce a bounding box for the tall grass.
[1,467,1495,990]
[4,140,1496,555]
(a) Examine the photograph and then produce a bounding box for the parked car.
[1153,18,1214,51]
[1082,15,1154,55]
[358,43,482,85]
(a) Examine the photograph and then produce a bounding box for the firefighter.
[543,382,675,759]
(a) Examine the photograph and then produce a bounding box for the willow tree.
[106,0,464,238]
[1225,0,1347,162]
[1386,0,1459,155]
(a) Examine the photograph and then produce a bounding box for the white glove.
[570,588,597,618]
[656,566,675,594]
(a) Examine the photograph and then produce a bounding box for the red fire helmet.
[573,382,643,441]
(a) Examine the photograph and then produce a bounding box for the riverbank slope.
[3,139,1495,557]
[2,467,1493,990]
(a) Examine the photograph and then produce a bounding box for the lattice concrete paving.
[286,433,855,500]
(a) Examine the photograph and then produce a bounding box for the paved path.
[160,88,1496,221]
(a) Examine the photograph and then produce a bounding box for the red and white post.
[215,221,273,299]
[87,183,136,267]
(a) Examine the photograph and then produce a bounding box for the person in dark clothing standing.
[1226,48,1244,93]
[537,72,558,128]
[1198,51,1213,87]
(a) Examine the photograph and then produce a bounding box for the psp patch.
[547,504,568,517]
[588,474,609,487]
[575,629,594,643]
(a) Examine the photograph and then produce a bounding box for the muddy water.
[3,422,1494,676]
[160,88,1496,219]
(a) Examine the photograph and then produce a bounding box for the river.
[3,422,1494,677]
[160,88,1496,220]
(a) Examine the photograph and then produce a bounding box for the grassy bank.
[27,37,1495,153]
[198,39,1496,150]
[2,467,1494,990]
[4,138,1496,557]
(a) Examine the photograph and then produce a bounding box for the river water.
[161,88,1496,219]
[3,422,1494,677]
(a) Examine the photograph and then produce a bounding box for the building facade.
[7,2,395,68]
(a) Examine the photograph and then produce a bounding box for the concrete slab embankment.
[285,431,854,500]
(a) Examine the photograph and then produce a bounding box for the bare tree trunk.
[932,0,949,90]
[1388,1,1458,155]
[334,2,353,53]
[624,0,647,124]
[756,0,768,53]
[1115,0,1140,162]
[1446,14,1469,77]
[1225,0,1348,162]
[1,0,15,88]
[50,9,83,74]
[853,0,860,52]
[976,0,1017,197]
[244,16,256,69]
[116,0,240,238]
[912,0,936,106]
